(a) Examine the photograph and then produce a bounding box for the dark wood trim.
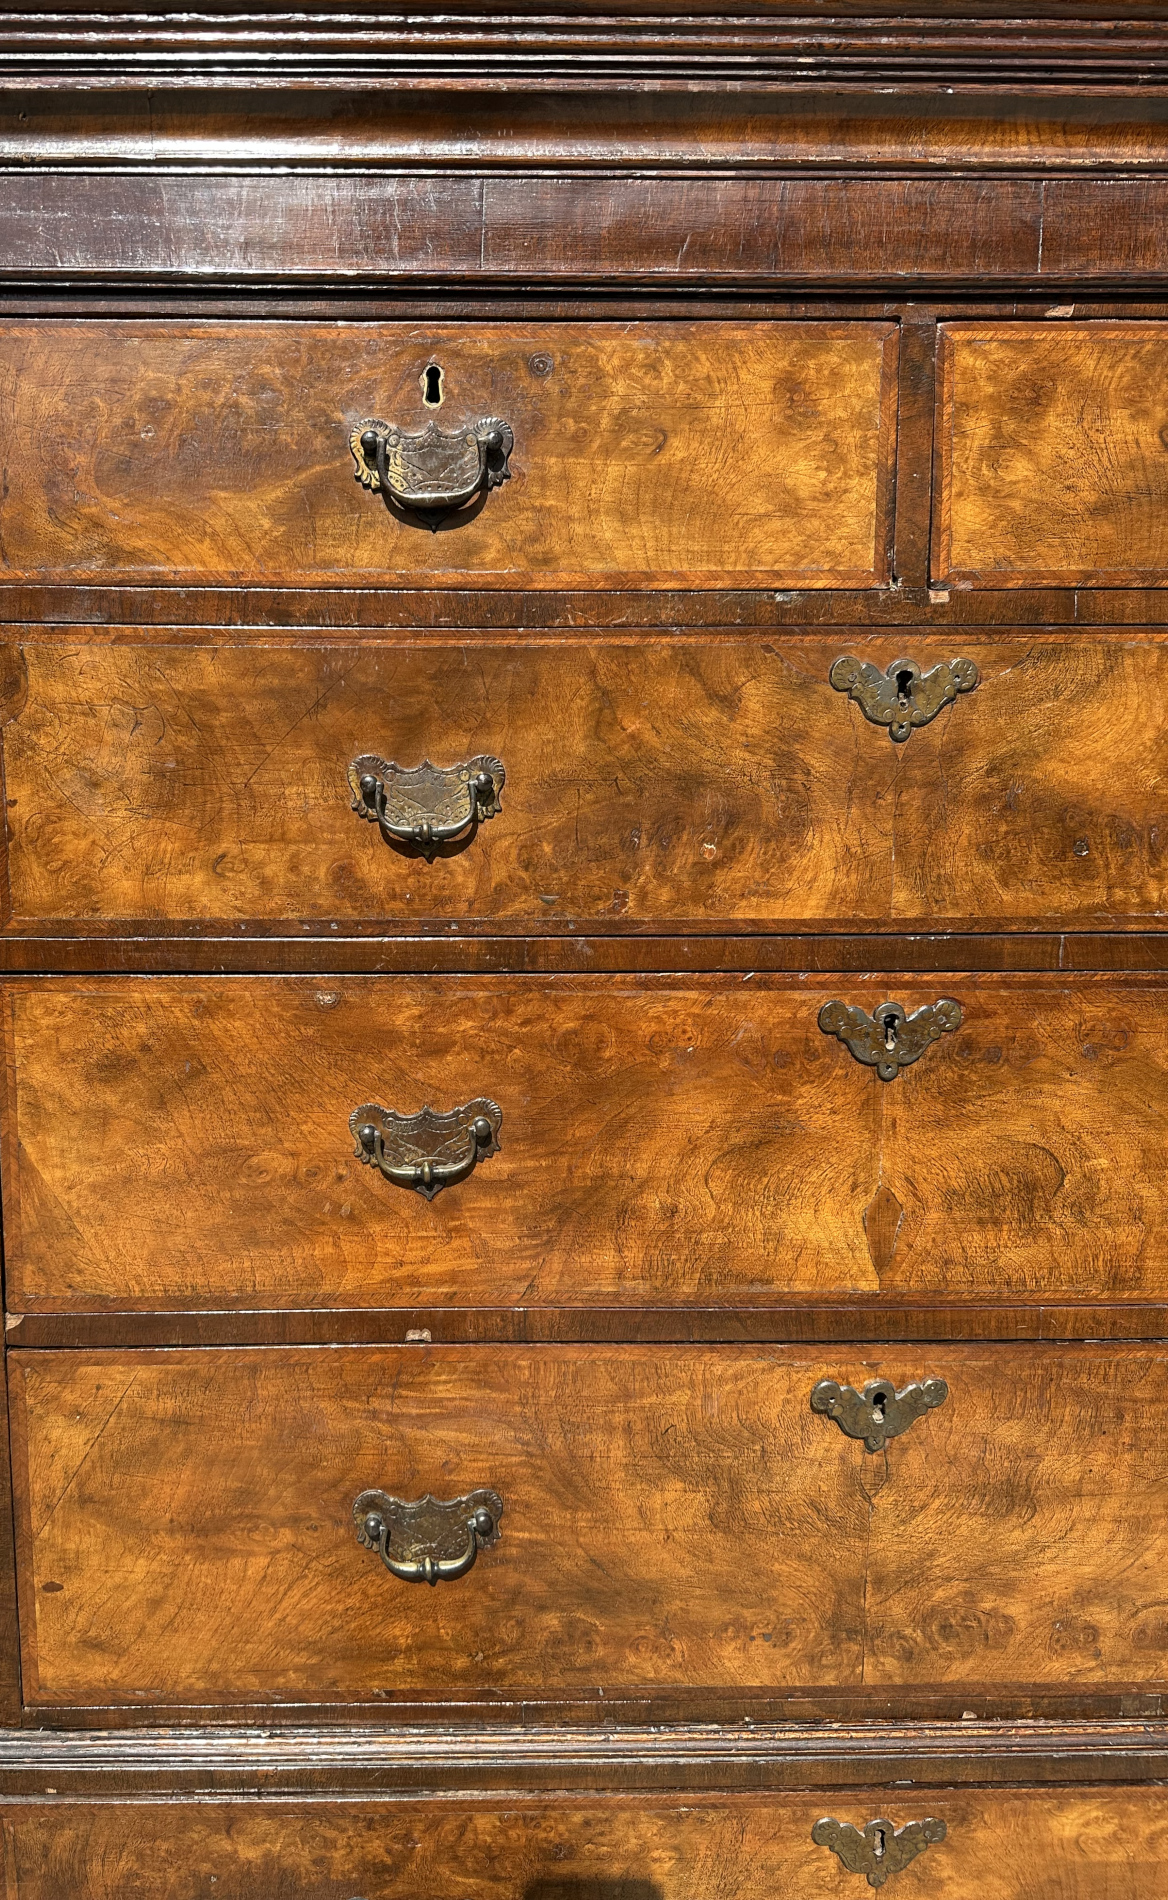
[1,8,1167,91]
[9,88,1168,173]
[20,1687,1168,1733]
[7,1303,1166,1351]
[12,584,1168,631]
[0,1720,1164,1795]
[3,932,1168,976]
[13,171,1168,291]
[4,172,1168,293]
[0,171,1160,293]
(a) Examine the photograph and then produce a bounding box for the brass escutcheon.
[818,997,963,1082]
[812,1817,947,1888]
[830,654,978,741]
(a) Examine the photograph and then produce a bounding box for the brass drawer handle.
[812,1817,947,1889]
[818,997,962,1081]
[354,1488,504,1586]
[830,653,978,741]
[349,754,505,861]
[811,1377,949,1452]
[350,1097,502,1200]
[351,416,514,524]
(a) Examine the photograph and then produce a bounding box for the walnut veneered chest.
[0,10,1166,1899]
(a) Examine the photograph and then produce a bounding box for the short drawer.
[0,319,896,589]
[6,630,1168,934]
[6,974,1168,1315]
[4,1789,1165,1899]
[934,321,1168,587]
[10,1343,1168,1707]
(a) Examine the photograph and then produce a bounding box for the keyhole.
[882,1011,899,1051]
[421,363,444,407]
[873,1828,887,1860]
[872,1390,887,1420]
[895,668,915,707]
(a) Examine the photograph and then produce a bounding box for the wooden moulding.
[3,5,1168,90]
[7,171,1168,289]
[7,88,1168,170]
[0,1720,1165,1791]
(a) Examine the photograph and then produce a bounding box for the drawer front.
[6,631,1168,934]
[0,320,896,589]
[934,321,1168,587]
[5,1790,1165,1900]
[10,1343,1168,1705]
[7,974,1168,1315]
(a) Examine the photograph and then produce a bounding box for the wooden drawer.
[7,974,1168,1317]
[934,321,1168,587]
[0,320,896,589]
[10,1343,1168,1708]
[5,1789,1166,1899]
[7,629,1168,935]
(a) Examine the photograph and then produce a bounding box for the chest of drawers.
[2,8,1168,1899]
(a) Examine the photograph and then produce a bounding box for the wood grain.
[11,1343,1168,1708]
[7,89,1168,174]
[0,320,896,589]
[10,974,1168,1314]
[934,322,1168,586]
[4,1788,1168,1900]
[9,631,1168,933]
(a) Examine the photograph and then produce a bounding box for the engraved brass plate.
[349,754,504,860]
[818,997,962,1081]
[354,1488,504,1586]
[351,416,514,523]
[811,1377,949,1452]
[350,1098,502,1200]
[830,654,978,741]
[812,1818,947,1888]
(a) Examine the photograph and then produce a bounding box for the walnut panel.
[0,320,896,589]
[5,1789,1167,1900]
[934,322,1168,587]
[11,1344,1168,1707]
[8,975,1168,1314]
[6,632,1168,934]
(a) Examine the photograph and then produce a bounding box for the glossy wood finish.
[0,319,896,590]
[9,173,1168,290]
[10,5,1168,89]
[8,90,1168,174]
[10,973,1168,1316]
[10,630,1168,935]
[5,1788,1168,1900]
[10,1342,1168,1709]
[935,321,1168,587]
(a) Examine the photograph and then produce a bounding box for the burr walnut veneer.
[1,8,1167,1899]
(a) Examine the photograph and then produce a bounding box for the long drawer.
[5,1789,1165,1898]
[6,631,1168,934]
[0,319,896,589]
[6,974,1168,1314]
[935,320,1168,587]
[10,1343,1168,1707]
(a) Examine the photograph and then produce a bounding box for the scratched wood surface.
[6,1788,1168,1900]
[10,1343,1168,1707]
[8,630,1168,934]
[934,322,1168,586]
[0,320,896,590]
[8,974,1168,1314]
